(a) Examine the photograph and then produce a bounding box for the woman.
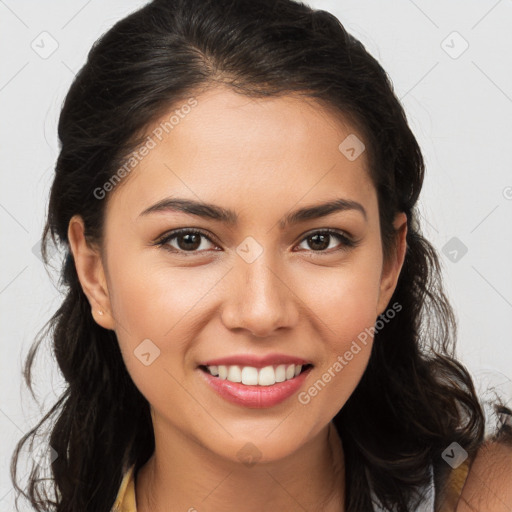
[11,0,512,511]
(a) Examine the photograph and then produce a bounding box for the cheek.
[298,288,376,422]
[106,257,196,408]
[294,252,383,344]
[293,255,381,414]
[105,249,223,396]
[107,247,209,342]
[298,342,372,426]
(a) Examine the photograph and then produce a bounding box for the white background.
[1,1,511,509]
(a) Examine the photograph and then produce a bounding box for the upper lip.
[199,354,312,369]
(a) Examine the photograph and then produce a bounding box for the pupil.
[309,233,329,251]
[179,233,201,251]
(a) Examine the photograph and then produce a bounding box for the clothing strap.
[111,464,137,512]
[436,458,471,512]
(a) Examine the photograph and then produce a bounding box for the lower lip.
[198,366,313,409]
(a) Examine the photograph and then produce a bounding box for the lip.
[198,353,312,369]
[198,365,313,408]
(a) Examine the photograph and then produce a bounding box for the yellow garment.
[110,459,471,511]
[437,458,471,511]
[111,464,137,512]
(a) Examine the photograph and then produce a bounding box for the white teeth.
[241,366,258,385]
[205,363,307,385]
[275,364,286,382]
[218,365,228,380]
[227,365,242,383]
[258,366,275,386]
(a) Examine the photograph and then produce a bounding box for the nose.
[220,256,300,338]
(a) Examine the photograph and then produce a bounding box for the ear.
[376,212,408,316]
[67,215,115,330]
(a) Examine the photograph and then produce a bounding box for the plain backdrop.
[1,1,511,509]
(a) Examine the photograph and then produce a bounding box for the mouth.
[198,363,314,386]
[198,362,314,408]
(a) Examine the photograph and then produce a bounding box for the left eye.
[296,230,355,252]
[156,228,356,255]
[157,229,217,253]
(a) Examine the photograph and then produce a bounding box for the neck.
[136,421,345,512]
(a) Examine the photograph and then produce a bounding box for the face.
[69,85,406,464]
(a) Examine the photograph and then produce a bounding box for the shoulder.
[456,440,512,511]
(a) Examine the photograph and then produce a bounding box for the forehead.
[106,86,376,222]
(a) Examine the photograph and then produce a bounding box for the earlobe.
[376,212,408,316]
[67,215,115,330]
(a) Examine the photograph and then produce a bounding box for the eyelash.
[153,228,359,256]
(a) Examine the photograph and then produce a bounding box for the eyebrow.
[138,197,367,228]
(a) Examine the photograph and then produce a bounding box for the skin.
[68,85,408,511]
[457,440,512,511]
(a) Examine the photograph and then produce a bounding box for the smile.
[200,363,312,386]
[198,364,314,408]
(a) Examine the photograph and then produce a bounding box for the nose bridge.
[221,245,298,336]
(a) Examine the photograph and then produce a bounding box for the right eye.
[155,228,219,255]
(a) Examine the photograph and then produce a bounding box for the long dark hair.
[11,0,511,510]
